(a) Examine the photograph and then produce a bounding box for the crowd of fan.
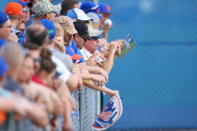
[0,0,125,130]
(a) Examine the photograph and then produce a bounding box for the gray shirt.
[49,48,73,71]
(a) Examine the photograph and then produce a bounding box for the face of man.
[18,56,34,83]
[84,39,99,53]
[46,12,56,21]
[0,20,12,40]
[22,7,30,23]
[73,34,86,49]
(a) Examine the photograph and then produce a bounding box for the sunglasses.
[92,37,99,41]
[82,20,89,24]
[22,8,30,12]
[0,25,12,28]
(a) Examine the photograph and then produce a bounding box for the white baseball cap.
[67,8,92,21]
[87,12,100,24]
[88,25,103,37]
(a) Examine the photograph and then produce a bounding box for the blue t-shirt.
[98,45,102,52]
[66,40,85,63]
[12,27,25,44]
[0,39,6,48]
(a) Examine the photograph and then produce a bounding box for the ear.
[19,15,23,21]
[45,14,49,19]
[73,34,78,41]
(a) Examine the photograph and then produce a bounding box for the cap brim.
[88,25,103,37]
[100,12,112,15]
[80,16,92,21]
[90,30,103,37]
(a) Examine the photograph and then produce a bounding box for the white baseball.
[104,19,113,28]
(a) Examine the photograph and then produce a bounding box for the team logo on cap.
[8,11,13,14]
[106,6,111,12]
[96,8,100,13]
[67,21,74,26]
[92,94,123,130]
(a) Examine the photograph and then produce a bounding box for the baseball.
[104,18,113,28]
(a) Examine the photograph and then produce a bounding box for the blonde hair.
[54,22,65,53]
[54,22,64,37]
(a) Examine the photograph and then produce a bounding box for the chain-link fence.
[69,86,101,131]
[98,0,197,130]
[79,87,100,131]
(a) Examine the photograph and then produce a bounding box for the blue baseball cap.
[0,56,9,77]
[0,39,6,48]
[40,19,56,40]
[99,3,111,14]
[80,1,100,14]
[0,11,9,25]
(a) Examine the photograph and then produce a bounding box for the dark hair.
[60,0,79,15]
[23,43,39,50]
[74,20,91,41]
[39,48,56,73]
[25,22,49,47]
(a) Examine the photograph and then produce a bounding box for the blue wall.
[100,0,197,130]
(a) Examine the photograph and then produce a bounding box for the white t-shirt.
[80,48,93,61]
[52,56,70,83]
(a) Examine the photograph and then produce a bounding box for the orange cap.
[5,2,23,16]
[0,111,7,124]
[71,54,83,60]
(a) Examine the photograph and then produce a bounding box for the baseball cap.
[40,19,56,40]
[93,93,123,130]
[67,8,92,21]
[74,20,92,40]
[87,12,100,24]
[71,54,82,61]
[0,11,9,25]
[88,25,103,37]
[99,3,111,14]
[54,16,77,35]
[0,56,9,77]
[5,2,23,16]
[32,0,57,17]
[80,1,100,14]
